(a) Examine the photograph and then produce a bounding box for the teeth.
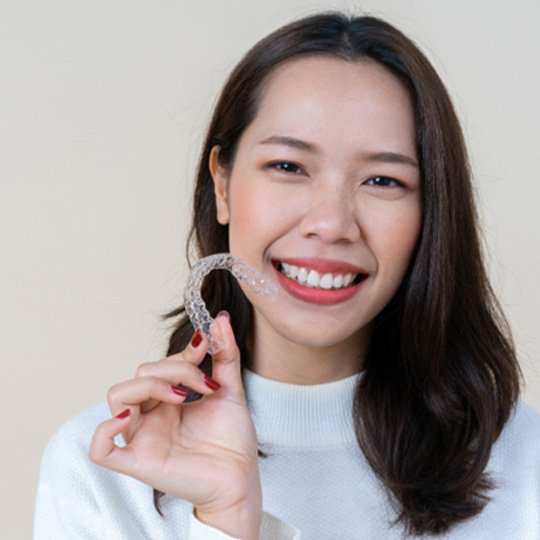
[278,263,360,290]
[307,270,319,287]
[319,273,333,289]
[282,262,298,279]
[297,267,308,284]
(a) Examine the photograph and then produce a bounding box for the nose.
[298,184,361,244]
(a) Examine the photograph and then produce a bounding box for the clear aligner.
[184,253,278,354]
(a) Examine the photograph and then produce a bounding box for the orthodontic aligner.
[184,253,278,354]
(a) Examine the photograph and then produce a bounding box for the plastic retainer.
[184,253,278,353]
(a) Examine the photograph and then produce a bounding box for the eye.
[365,176,403,188]
[267,161,305,175]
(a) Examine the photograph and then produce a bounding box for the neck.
[248,318,370,385]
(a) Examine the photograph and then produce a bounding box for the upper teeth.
[279,263,358,289]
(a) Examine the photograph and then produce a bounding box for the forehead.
[241,55,416,156]
[266,54,406,92]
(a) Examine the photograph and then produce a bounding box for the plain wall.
[1,1,539,538]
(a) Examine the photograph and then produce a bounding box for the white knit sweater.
[35,369,540,539]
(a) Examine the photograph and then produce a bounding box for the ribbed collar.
[243,368,361,448]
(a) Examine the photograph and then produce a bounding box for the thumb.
[209,311,245,400]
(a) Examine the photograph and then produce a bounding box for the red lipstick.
[272,258,369,305]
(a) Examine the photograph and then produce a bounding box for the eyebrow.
[258,135,418,168]
[259,135,318,152]
[362,151,419,169]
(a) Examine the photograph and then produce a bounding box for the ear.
[209,145,230,225]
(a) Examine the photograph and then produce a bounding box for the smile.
[272,258,369,305]
[277,262,363,290]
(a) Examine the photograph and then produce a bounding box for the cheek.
[363,200,422,273]
[226,184,288,256]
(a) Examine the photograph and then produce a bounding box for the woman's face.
[210,56,421,358]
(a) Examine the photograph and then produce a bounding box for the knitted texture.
[35,370,540,539]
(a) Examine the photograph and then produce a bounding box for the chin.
[281,327,367,351]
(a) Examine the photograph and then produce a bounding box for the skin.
[211,56,421,384]
[90,56,422,539]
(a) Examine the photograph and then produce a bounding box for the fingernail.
[217,310,230,320]
[190,330,202,348]
[115,408,131,419]
[204,375,221,391]
[171,384,189,397]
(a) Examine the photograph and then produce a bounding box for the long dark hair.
[161,12,521,536]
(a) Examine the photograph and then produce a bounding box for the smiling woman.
[34,11,539,540]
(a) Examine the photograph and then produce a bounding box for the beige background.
[1,1,539,538]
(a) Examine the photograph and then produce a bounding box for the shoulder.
[502,401,540,441]
[491,400,540,467]
[41,402,110,470]
[46,402,110,447]
[446,402,540,538]
[36,403,114,530]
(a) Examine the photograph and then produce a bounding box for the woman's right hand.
[89,313,263,539]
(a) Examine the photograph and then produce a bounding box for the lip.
[271,258,369,306]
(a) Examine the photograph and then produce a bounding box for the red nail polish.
[204,375,221,391]
[190,330,202,348]
[171,384,189,397]
[116,408,131,419]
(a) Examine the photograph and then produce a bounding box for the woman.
[34,12,539,539]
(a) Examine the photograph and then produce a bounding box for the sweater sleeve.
[188,511,301,539]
